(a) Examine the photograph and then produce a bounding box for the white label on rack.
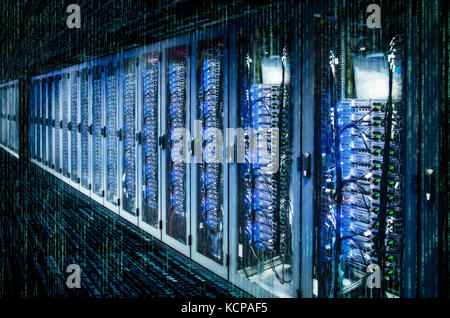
[238,244,243,258]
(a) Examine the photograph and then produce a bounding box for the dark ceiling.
[0,0,288,82]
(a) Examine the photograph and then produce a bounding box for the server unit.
[190,26,229,278]
[104,56,120,214]
[47,76,54,170]
[139,43,162,236]
[120,53,139,225]
[91,64,106,204]
[302,0,427,298]
[69,68,81,190]
[229,8,301,297]
[0,80,19,158]
[161,34,191,256]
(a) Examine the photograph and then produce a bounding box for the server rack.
[303,0,420,298]
[0,80,19,158]
[69,67,81,190]
[41,79,47,166]
[60,72,71,183]
[138,43,162,236]
[79,67,92,197]
[36,79,42,163]
[47,76,54,171]
[190,26,229,279]
[90,62,106,205]
[54,74,63,175]
[120,50,139,225]
[161,34,191,257]
[228,6,301,297]
[104,55,121,214]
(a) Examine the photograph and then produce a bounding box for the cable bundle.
[92,73,103,193]
[122,72,136,210]
[47,79,53,167]
[54,78,60,171]
[62,76,69,176]
[105,67,118,202]
[41,82,47,163]
[70,75,78,182]
[197,45,224,261]
[36,81,41,161]
[142,59,159,224]
[167,58,186,241]
[80,72,89,186]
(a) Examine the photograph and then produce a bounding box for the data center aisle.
[0,149,247,298]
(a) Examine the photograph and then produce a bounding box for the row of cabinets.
[29,23,301,298]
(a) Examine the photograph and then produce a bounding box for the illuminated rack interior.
[196,39,225,263]
[122,58,137,215]
[165,45,188,243]
[314,10,405,296]
[105,62,119,205]
[236,23,295,298]
[142,52,159,227]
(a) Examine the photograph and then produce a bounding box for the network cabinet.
[161,34,192,256]
[228,8,301,298]
[189,26,230,279]
[299,0,437,298]
[0,80,19,158]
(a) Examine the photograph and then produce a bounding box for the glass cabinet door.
[47,77,54,168]
[231,18,298,297]
[70,70,79,184]
[105,62,119,210]
[162,41,190,253]
[36,80,41,162]
[141,51,160,230]
[15,83,19,154]
[41,80,47,164]
[62,74,70,178]
[191,33,228,277]
[121,57,138,219]
[54,76,61,173]
[312,0,408,298]
[47,77,54,169]
[92,66,104,199]
[80,69,90,191]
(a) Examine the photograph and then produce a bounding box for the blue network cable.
[167,57,186,241]
[142,60,159,224]
[92,74,103,194]
[62,76,69,176]
[70,75,78,182]
[106,68,118,202]
[80,72,89,186]
[41,82,47,163]
[54,78,60,171]
[47,80,53,167]
[123,72,136,211]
